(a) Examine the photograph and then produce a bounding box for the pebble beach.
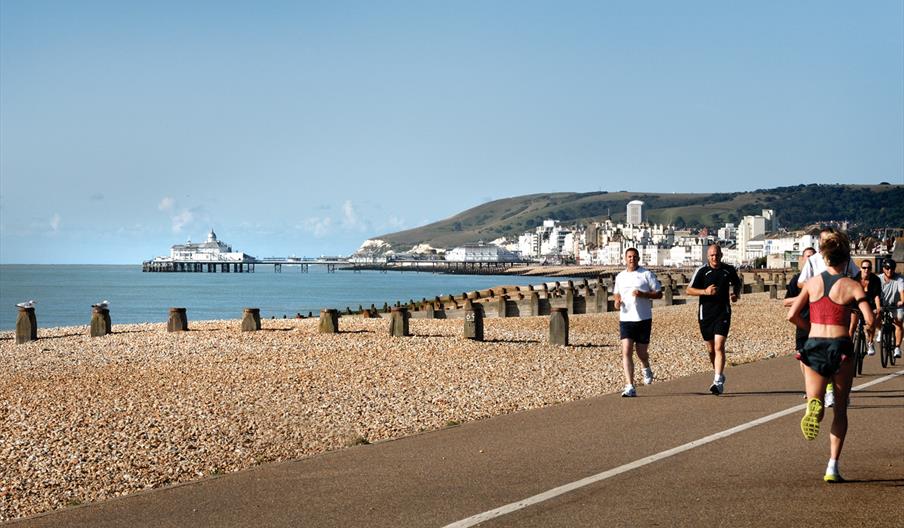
[1,293,792,522]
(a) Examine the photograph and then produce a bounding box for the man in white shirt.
[797,227,860,286]
[613,247,663,397]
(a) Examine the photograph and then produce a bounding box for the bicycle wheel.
[881,322,892,368]
[854,328,865,376]
[891,324,898,367]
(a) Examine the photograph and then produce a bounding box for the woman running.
[787,230,873,483]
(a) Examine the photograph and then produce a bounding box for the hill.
[367,184,904,252]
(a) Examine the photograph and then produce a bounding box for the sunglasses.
[861,267,871,270]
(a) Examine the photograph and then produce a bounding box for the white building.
[163,230,254,262]
[627,200,644,225]
[445,244,520,262]
[737,214,768,264]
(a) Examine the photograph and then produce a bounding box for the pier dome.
[207,229,217,243]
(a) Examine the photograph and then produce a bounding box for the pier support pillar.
[663,286,673,306]
[389,307,410,337]
[15,307,37,344]
[463,301,484,341]
[549,308,569,346]
[89,307,112,337]
[242,308,261,332]
[167,307,188,332]
[319,309,339,334]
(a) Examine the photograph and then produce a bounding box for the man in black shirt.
[784,247,817,356]
[686,244,742,395]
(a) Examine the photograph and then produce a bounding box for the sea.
[0,265,563,331]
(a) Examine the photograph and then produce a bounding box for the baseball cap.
[882,258,895,269]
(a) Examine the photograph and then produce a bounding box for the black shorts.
[698,306,731,341]
[620,319,652,344]
[795,328,809,352]
[799,337,853,378]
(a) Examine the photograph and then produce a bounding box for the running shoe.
[642,367,654,385]
[621,385,636,398]
[709,381,724,395]
[895,347,902,359]
[823,472,845,483]
[867,342,876,356]
[801,398,823,440]
[824,386,835,408]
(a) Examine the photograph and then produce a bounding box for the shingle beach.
[1,293,792,522]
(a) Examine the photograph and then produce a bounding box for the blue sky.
[1,0,902,264]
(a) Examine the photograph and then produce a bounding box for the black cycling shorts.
[799,337,853,378]
[620,319,652,344]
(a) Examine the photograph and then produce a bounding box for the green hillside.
[372,184,904,251]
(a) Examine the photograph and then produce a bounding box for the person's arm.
[613,274,622,310]
[797,257,814,287]
[729,267,741,302]
[685,267,711,297]
[787,283,811,330]
[852,282,874,328]
[636,272,662,299]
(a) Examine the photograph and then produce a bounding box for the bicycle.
[878,308,897,368]
[852,313,867,376]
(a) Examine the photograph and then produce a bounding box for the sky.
[1,0,902,264]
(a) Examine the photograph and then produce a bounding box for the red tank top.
[809,271,850,325]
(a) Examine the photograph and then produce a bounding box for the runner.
[797,227,860,407]
[613,248,663,397]
[787,230,873,483]
[686,244,741,395]
[878,258,904,359]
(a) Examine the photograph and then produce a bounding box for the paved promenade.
[9,355,903,527]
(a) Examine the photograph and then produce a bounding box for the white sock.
[826,459,838,475]
[714,374,724,383]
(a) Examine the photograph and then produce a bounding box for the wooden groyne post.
[242,308,261,332]
[89,307,112,337]
[15,307,37,344]
[463,300,484,341]
[167,308,188,332]
[389,307,410,337]
[549,307,569,346]
[319,309,339,334]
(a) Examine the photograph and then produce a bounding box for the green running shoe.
[801,398,822,440]
[823,472,845,483]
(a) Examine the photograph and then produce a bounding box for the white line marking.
[443,369,904,528]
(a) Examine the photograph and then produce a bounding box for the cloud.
[158,197,175,211]
[299,217,333,238]
[89,193,104,201]
[171,210,194,233]
[50,213,61,232]
[384,216,406,230]
[341,200,371,232]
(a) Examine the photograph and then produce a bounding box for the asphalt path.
[9,354,903,527]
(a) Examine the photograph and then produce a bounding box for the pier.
[142,257,353,273]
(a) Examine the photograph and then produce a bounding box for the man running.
[613,247,663,397]
[686,244,741,395]
[878,258,904,359]
[785,247,817,360]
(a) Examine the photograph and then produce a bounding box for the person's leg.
[826,358,854,481]
[713,334,727,378]
[705,339,716,368]
[636,342,650,370]
[621,338,635,386]
[801,363,828,440]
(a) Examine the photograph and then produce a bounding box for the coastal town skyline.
[1,1,902,264]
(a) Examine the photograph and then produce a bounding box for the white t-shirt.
[797,253,859,286]
[614,266,661,322]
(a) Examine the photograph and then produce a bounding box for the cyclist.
[787,230,873,483]
[854,259,882,356]
[878,258,904,359]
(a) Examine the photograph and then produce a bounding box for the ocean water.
[0,265,564,330]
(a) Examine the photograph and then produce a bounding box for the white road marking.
[444,369,904,528]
